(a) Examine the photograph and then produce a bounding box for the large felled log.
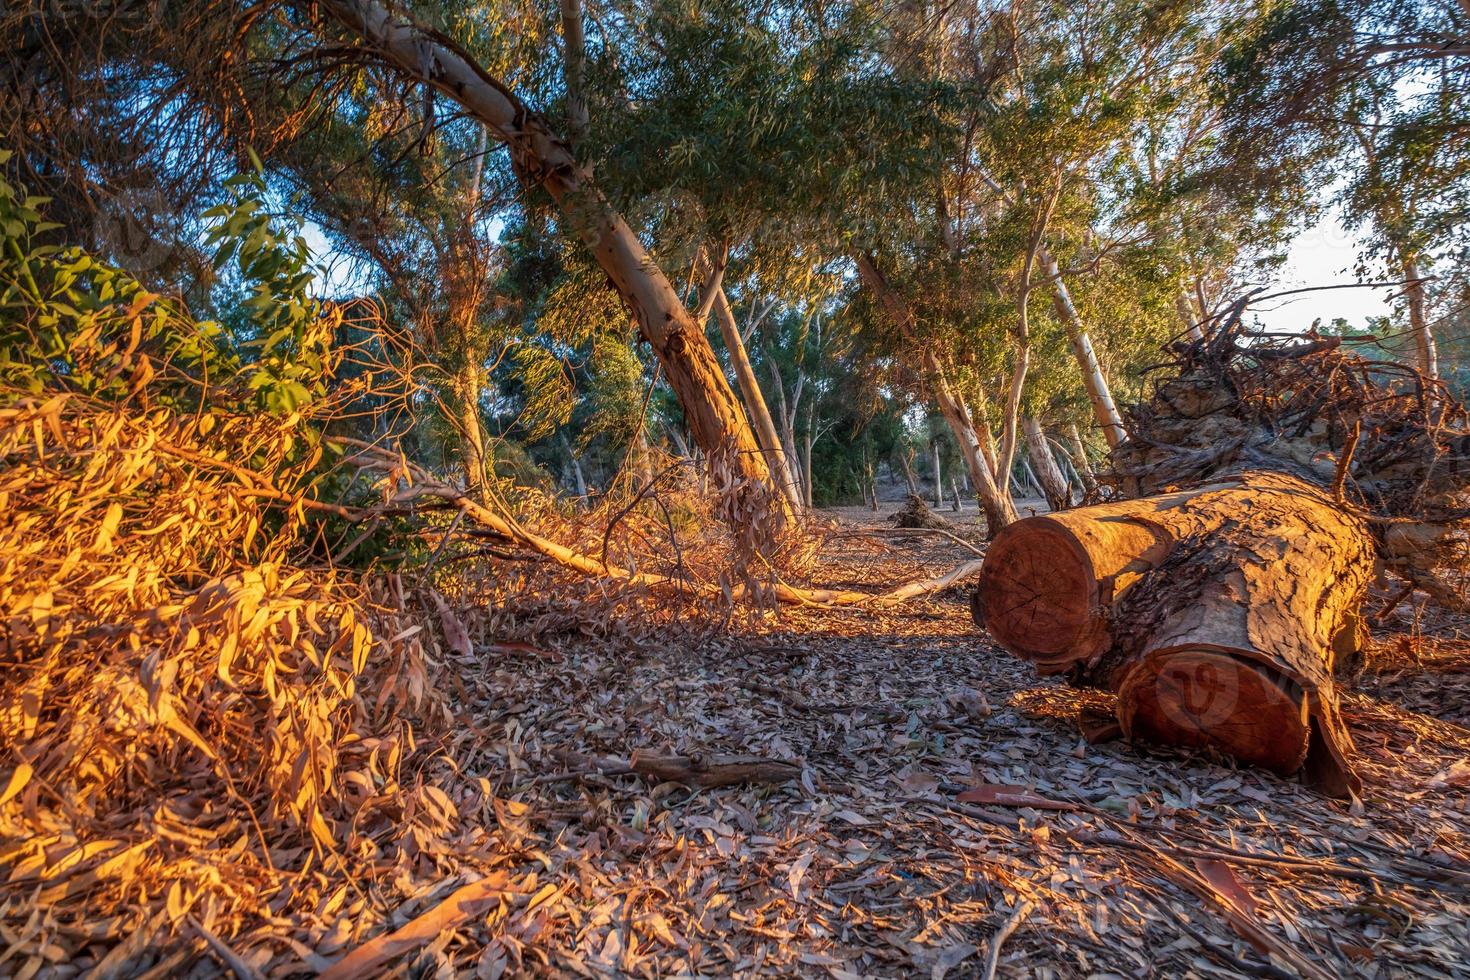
[974,471,1373,796]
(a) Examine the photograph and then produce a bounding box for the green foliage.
[203,162,336,414]
[0,152,233,402]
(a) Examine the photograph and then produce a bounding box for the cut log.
[973,471,1373,796]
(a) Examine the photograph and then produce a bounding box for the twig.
[318,874,513,980]
[187,916,264,980]
[979,898,1032,980]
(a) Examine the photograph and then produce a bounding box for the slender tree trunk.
[711,286,803,510]
[457,365,488,494]
[1022,416,1071,512]
[316,0,793,532]
[977,169,1127,448]
[1403,256,1439,379]
[558,0,588,145]
[1041,251,1128,449]
[898,447,919,496]
[1175,288,1204,341]
[1067,423,1097,495]
[932,439,943,508]
[852,252,1016,534]
[801,399,815,510]
[560,431,588,498]
[1049,435,1084,494]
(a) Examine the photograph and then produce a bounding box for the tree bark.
[1022,416,1070,512]
[898,445,919,496]
[976,170,1128,449]
[972,472,1371,796]
[1175,288,1204,342]
[1040,251,1128,449]
[559,431,588,498]
[711,286,803,511]
[558,0,589,146]
[457,365,488,494]
[1403,256,1439,379]
[315,0,792,533]
[932,439,944,508]
[1066,423,1097,496]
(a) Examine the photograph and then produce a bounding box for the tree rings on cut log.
[974,498,1174,672]
[974,521,1108,671]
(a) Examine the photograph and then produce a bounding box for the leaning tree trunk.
[972,471,1372,797]
[1040,252,1128,450]
[315,0,794,535]
[712,286,803,512]
[1066,423,1097,496]
[1022,416,1070,512]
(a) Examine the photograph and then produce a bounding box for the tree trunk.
[1066,423,1098,496]
[1040,251,1128,449]
[1175,288,1204,342]
[1022,416,1070,512]
[977,167,1127,450]
[711,286,803,512]
[560,431,588,499]
[898,446,919,496]
[932,439,943,508]
[558,0,589,145]
[972,471,1371,796]
[1403,256,1439,380]
[801,422,814,510]
[457,365,488,495]
[316,0,792,533]
[852,252,1016,535]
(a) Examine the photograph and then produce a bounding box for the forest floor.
[19,506,1470,978]
[338,506,1470,979]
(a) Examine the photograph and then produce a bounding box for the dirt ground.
[355,507,1470,978]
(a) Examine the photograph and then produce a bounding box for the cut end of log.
[1116,648,1310,775]
[975,520,1108,671]
[1114,646,1362,798]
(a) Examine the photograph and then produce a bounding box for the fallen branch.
[557,750,801,787]
[979,899,1033,980]
[331,436,983,609]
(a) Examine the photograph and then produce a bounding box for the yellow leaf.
[0,764,33,807]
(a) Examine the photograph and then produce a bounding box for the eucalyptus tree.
[1221,0,1470,376]
[273,116,514,492]
[300,0,801,540]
